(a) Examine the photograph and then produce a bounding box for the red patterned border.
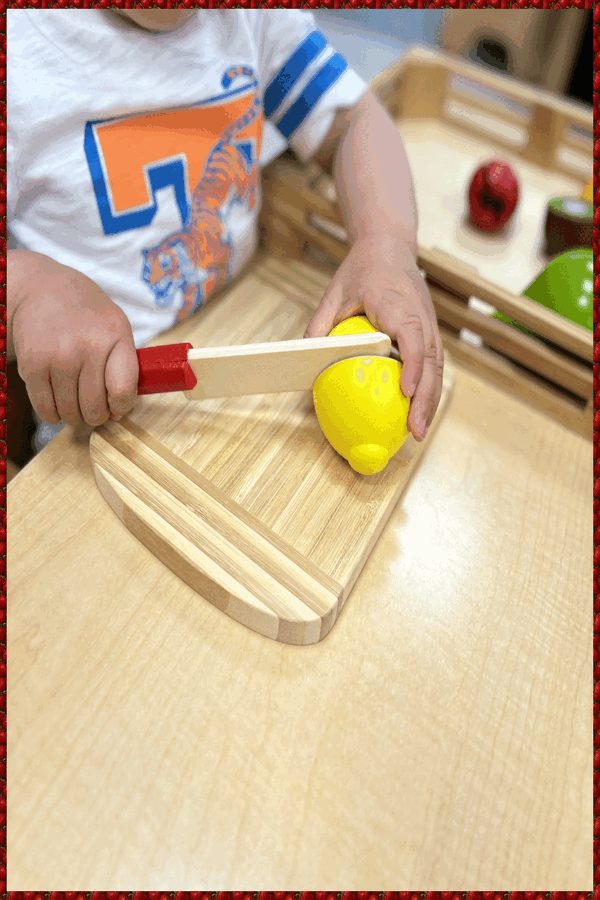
[1,1,595,897]
[593,4,600,900]
[3,888,598,900]
[1,891,594,898]
[1,0,7,894]
[2,893,596,899]
[0,2,593,12]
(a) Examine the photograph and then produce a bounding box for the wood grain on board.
[91,257,454,644]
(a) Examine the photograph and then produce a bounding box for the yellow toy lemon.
[312,315,411,476]
[582,180,593,203]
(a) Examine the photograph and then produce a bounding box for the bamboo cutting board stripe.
[93,466,321,643]
[92,425,342,620]
[90,257,455,643]
[93,422,342,619]
[93,452,329,628]
[101,418,342,597]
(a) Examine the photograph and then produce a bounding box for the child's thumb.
[105,338,139,420]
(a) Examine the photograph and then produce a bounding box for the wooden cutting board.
[90,257,454,645]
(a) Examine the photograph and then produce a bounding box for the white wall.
[313,10,445,80]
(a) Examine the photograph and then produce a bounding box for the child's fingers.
[413,284,445,435]
[425,334,445,432]
[398,286,444,440]
[25,369,61,425]
[49,366,84,427]
[78,357,111,426]
[406,325,443,441]
[105,339,139,420]
[378,297,425,401]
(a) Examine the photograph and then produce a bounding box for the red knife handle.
[137,343,198,395]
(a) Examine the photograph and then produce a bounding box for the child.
[8,9,443,444]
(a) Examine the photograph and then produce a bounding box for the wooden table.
[8,256,591,890]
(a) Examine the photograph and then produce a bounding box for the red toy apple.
[468,160,519,233]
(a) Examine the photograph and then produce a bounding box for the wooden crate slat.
[441,98,529,153]
[428,284,592,400]
[370,46,593,131]
[418,248,592,363]
[440,332,590,440]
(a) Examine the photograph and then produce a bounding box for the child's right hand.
[8,250,139,428]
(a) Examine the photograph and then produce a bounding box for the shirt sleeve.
[249,11,369,164]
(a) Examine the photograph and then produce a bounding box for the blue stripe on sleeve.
[263,31,327,119]
[275,54,348,140]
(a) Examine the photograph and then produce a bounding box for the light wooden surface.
[90,274,451,645]
[8,255,591,889]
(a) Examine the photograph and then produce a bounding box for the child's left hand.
[304,233,444,442]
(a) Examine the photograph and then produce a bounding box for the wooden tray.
[259,46,593,439]
[90,256,453,646]
[372,45,593,288]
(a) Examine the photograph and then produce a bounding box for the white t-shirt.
[8,10,368,345]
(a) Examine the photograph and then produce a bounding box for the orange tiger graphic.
[142,66,261,319]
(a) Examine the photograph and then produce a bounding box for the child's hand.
[9,251,139,428]
[304,235,444,442]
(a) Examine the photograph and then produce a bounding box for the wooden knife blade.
[137,333,393,400]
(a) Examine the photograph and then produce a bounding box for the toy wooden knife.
[137,333,393,400]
